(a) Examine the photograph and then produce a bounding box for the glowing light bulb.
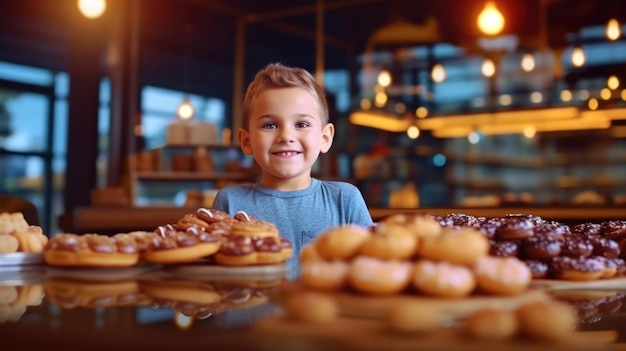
[407,126,420,139]
[477,1,505,36]
[481,59,496,77]
[77,0,106,19]
[431,64,446,83]
[520,53,535,72]
[571,46,585,67]
[606,18,621,41]
[377,70,392,87]
[177,99,195,120]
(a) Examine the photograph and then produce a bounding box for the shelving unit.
[126,144,257,206]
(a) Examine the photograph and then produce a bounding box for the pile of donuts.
[43,276,279,319]
[299,213,532,297]
[43,208,292,267]
[0,212,48,254]
[438,213,626,281]
[0,284,44,323]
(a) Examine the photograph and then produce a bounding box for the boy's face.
[239,87,334,191]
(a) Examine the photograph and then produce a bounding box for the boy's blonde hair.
[240,63,329,131]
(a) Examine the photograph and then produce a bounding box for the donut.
[560,235,593,258]
[348,256,412,295]
[495,215,535,241]
[230,219,279,238]
[599,220,626,241]
[550,256,605,281]
[571,222,601,238]
[516,301,577,341]
[464,309,518,341]
[378,213,442,239]
[590,236,620,259]
[286,292,339,323]
[141,280,221,305]
[299,243,324,263]
[411,260,476,298]
[523,260,549,279]
[175,214,210,231]
[387,301,442,333]
[315,224,370,260]
[473,255,531,295]
[254,237,284,264]
[9,212,29,232]
[520,236,561,261]
[214,235,258,266]
[233,210,255,222]
[0,212,14,235]
[300,259,350,291]
[44,278,141,308]
[479,217,506,240]
[417,227,489,266]
[489,240,519,257]
[44,233,140,267]
[0,234,19,253]
[358,228,418,260]
[278,237,293,261]
[533,221,570,241]
[143,230,222,264]
[11,226,48,253]
[196,207,231,223]
[444,213,482,228]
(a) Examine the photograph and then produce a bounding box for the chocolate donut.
[600,220,626,242]
[489,240,519,257]
[550,256,606,280]
[571,223,601,238]
[480,217,506,240]
[524,260,549,279]
[533,221,570,241]
[496,216,535,241]
[560,235,593,258]
[521,236,561,261]
[590,237,621,259]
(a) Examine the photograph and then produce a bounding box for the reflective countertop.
[2,264,626,351]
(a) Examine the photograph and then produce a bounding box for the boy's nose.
[277,128,294,143]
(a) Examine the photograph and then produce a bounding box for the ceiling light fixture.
[477,1,505,36]
[77,0,106,19]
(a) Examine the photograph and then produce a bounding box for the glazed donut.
[516,300,577,341]
[523,260,549,279]
[417,227,489,266]
[473,255,531,295]
[0,212,14,235]
[464,309,518,341]
[286,292,339,323]
[550,256,605,281]
[299,243,324,263]
[233,210,255,222]
[358,228,418,260]
[348,256,412,295]
[278,237,293,261]
[143,230,221,264]
[11,226,47,253]
[488,240,519,257]
[44,233,140,267]
[300,259,350,291]
[0,234,19,253]
[495,215,535,241]
[411,260,476,298]
[230,219,279,238]
[590,236,621,259]
[254,237,284,264]
[560,234,593,258]
[215,235,258,266]
[315,224,370,260]
[196,207,231,223]
[378,213,442,239]
[175,214,210,231]
[9,212,29,232]
[520,236,561,261]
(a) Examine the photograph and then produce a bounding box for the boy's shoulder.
[318,179,360,193]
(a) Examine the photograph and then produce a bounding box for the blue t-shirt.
[212,178,373,277]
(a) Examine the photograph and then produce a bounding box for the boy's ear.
[320,123,335,154]
[238,128,253,155]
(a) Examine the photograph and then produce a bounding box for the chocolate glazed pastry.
[520,236,561,261]
[533,221,571,242]
[600,220,626,242]
[571,223,602,238]
[560,235,594,258]
[590,237,621,259]
[524,260,549,279]
[495,216,535,241]
[489,240,519,257]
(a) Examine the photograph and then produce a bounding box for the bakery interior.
[2,0,626,349]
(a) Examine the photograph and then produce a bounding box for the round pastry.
[533,221,570,241]
[550,256,605,281]
[175,214,210,231]
[590,237,620,259]
[300,243,324,263]
[348,256,412,295]
[196,207,231,223]
[44,233,140,267]
[571,222,601,238]
[520,236,561,261]
[9,285,44,307]
[279,237,293,261]
[230,219,279,238]
[44,278,141,308]
[444,212,482,228]
[489,240,519,257]
[411,260,476,298]
[560,235,593,258]
[516,300,577,341]
[524,260,549,279]
[254,237,283,264]
[141,280,221,305]
[286,291,339,323]
[300,259,350,291]
[215,235,258,266]
[417,227,489,266]
[0,234,19,253]
[464,309,518,341]
[315,225,370,260]
[387,300,442,333]
[473,255,531,295]
[599,220,626,241]
[358,228,418,260]
[11,226,47,253]
[377,213,442,239]
[9,212,29,232]
[142,231,221,264]
[233,210,255,222]
[479,217,506,240]
[0,212,15,235]
[495,216,535,241]
[207,218,239,236]
[121,231,157,253]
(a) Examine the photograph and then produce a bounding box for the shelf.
[134,171,254,182]
[155,144,240,151]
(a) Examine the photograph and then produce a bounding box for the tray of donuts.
[441,213,626,289]
[289,213,554,321]
[41,208,292,275]
[0,212,49,268]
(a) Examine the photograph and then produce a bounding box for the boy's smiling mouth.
[273,151,301,157]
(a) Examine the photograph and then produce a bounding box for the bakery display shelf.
[134,171,253,182]
[156,143,240,151]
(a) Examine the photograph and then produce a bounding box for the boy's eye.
[296,121,310,128]
[261,122,277,129]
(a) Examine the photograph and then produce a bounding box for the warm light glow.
[377,70,392,87]
[571,46,585,67]
[520,53,535,72]
[177,99,195,120]
[394,103,407,114]
[407,125,420,139]
[600,88,612,100]
[498,94,512,106]
[415,106,429,118]
[78,0,106,19]
[606,18,621,41]
[374,92,388,107]
[481,59,496,77]
[578,90,590,100]
[477,1,505,36]
[608,75,620,90]
[523,126,536,138]
[588,98,599,110]
[360,99,372,110]
[622,89,626,101]
[560,90,572,102]
[468,131,482,144]
[349,111,414,132]
[431,64,446,83]
[530,92,543,104]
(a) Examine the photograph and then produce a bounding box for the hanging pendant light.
[606,18,621,41]
[177,97,195,120]
[477,1,505,36]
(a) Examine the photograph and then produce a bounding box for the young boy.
[212,62,373,275]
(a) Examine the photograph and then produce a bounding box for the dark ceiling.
[0,0,624,102]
